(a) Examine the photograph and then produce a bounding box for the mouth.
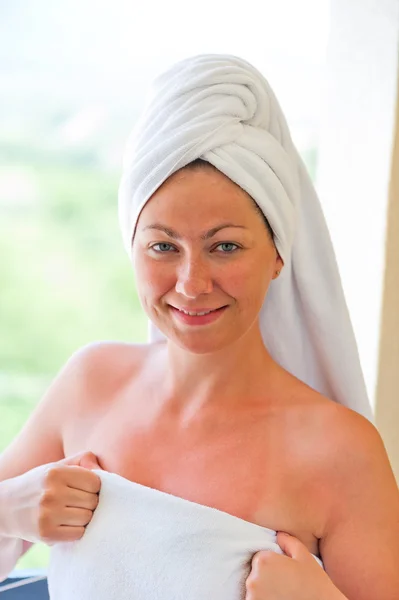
[169,305,228,326]
[172,306,227,316]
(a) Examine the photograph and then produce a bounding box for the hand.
[245,532,337,600]
[1,451,103,545]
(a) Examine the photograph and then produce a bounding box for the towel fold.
[47,470,324,599]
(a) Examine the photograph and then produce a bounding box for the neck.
[153,327,282,423]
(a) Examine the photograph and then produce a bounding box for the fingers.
[64,487,100,511]
[38,505,96,542]
[66,467,102,494]
[55,506,94,527]
[45,465,102,494]
[56,526,86,542]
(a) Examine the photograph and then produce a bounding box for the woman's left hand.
[245,532,339,600]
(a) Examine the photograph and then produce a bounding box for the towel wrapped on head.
[118,53,374,422]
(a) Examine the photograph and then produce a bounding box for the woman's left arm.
[317,413,399,600]
[245,411,399,600]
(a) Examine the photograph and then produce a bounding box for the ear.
[275,253,284,270]
[272,253,284,279]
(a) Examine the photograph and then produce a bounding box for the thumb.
[276,532,309,561]
[79,451,104,471]
[60,451,104,471]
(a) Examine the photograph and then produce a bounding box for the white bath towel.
[118,54,374,422]
[47,470,324,599]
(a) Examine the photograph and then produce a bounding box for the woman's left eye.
[216,243,239,253]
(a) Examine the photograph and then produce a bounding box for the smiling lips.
[174,306,225,315]
[169,305,228,325]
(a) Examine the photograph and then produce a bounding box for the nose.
[175,253,213,298]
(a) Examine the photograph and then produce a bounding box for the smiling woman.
[0,53,398,600]
[131,161,282,355]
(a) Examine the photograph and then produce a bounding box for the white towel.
[118,53,374,422]
[47,470,324,599]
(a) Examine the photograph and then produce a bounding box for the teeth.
[180,309,214,316]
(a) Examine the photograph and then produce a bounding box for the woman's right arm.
[0,343,101,581]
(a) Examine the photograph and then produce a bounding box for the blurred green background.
[0,149,148,569]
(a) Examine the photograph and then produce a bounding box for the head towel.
[118,53,374,423]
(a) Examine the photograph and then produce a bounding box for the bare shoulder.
[319,398,398,515]
[283,385,394,518]
[309,395,376,442]
[60,339,155,412]
[71,339,149,381]
[303,394,392,492]
[70,339,149,371]
[310,398,399,598]
[0,340,150,482]
[309,397,390,480]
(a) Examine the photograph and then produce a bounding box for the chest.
[62,391,325,558]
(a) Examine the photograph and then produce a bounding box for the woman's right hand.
[0,451,103,545]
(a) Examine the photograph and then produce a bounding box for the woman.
[0,54,398,600]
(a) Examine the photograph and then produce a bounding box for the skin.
[131,165,285,419]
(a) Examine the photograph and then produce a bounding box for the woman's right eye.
[150,243,176,253]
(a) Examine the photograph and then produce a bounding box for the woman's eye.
[216,243,239,253]
[151,243,175,253]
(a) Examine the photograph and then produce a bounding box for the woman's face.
[132,166,283,353]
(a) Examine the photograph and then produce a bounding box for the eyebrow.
[140,223,247,240]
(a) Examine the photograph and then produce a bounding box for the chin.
[167,328,239,355]
[148,307,249,353]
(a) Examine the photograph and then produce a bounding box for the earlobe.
[276,254,284,272]
[273,255,284,279]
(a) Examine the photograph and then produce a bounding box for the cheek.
[221,269,244,292]
[227,258,267,293]
[134,255,173,298]
[226,258,270,314]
